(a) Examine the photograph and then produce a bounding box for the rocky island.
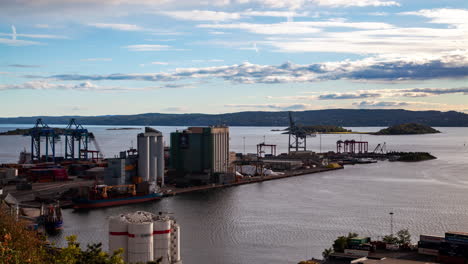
[373,123,440,135]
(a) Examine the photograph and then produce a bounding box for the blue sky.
[0,0,467,117]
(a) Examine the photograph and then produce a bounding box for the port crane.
[287,112,308,153]
[64,119,90,160]
[28,119,57,162]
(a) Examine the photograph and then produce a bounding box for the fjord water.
[1,125,468,263]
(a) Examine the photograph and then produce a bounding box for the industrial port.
[0,113,446,264]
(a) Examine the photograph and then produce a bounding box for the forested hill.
[1,109,468,127]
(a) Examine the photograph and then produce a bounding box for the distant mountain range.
[1,109,468,127]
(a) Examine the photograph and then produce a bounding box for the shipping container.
[446,232,468,245]
[418,247,439,256]
[349,237,371,245]
[343,249,369,257]
[419,241,441,250]
[420,234,445,243]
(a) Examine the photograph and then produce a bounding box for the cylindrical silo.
[108,215,128,263]
[171,223,181,263]
[149,136,157,182]
[137,134,150,181]
[128,221,154,264]
[153,218,172,264]
[156,135,165,186]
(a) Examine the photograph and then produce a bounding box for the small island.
[0,128,66,136]
[106,127,142,131]
[281,125,362,134]
[373,123,440,135]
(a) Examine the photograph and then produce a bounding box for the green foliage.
[322,247,333,260]
[374,123,440,135]
[382,229,412,246]
[396,229,412,246]
[382,235,399,245]
[332,232,359,253]
[301,125,352,133]
[0,205,124,264]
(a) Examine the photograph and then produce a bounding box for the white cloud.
[225,103,314,111]
[151,61,169,65]
[401,8,468,28]
[0,80,194,91]
[312,0,400,7]
[124,44,171,51]
[88,23,144,31]
[160,10,242,21]
[47,50,468,83]
[199,22,322,35]
[0,38,41,46]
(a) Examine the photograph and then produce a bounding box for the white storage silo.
[128,221,154,263]
[137,134,150,181]
[153,218,172,264]
[108,215,129,262]
[171,223,181,263]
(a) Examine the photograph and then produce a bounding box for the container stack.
[438,232,468,264]
[108,211,182,264]
[418,234,443,256]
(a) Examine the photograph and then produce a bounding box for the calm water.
[1,125,468,263]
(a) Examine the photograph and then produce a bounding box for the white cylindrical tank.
[153,219,172,264]
[149,136,157,182]
[128,221,154,264]
[156,135,165,186]
[108,215,128,262]
[137,134,150,181]
[171,223,181,263]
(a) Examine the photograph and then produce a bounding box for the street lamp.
[389,211,394,236]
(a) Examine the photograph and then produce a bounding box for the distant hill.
[373,123,441,135]
[1,109,468,127]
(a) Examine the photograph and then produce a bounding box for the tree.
[396,229,411,246]
[332,233,359,253]
[382,235,398,245]
[322,247,333,260]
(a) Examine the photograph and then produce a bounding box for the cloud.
[160,10,242,21]
[46,50,468,84]
[80,58,113,62]
[162,106,189,112]
[401,8,468,28]
[0,80,194,91]
[87,23,144,31]
[225,103,312,111]
[151,61,169,65]
[312,0,400,7]
[8,64,41,68]
[124,44,171,51]
[0,38,41,46]
[353,100,409,107]
[160,10,310,22]
[318,92,381,100]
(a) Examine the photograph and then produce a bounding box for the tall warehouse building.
[170,126,230,184]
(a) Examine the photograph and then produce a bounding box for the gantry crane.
[287,112,308,153]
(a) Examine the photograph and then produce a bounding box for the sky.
[0,0,467,117]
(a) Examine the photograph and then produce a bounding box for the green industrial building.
[170,126,231,184]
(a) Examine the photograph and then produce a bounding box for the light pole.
[243,136,246,154]
[389,211,394,236]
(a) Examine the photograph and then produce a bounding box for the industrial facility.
[169,126,232,185]
[108,211,181,264]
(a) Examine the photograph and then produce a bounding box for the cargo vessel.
[73,184,162,209]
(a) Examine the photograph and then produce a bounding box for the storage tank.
[108,215,128,262]
[153,218,172,264]
[137,134,150,181]
[128,221,154,263]
[171,223,181,263]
